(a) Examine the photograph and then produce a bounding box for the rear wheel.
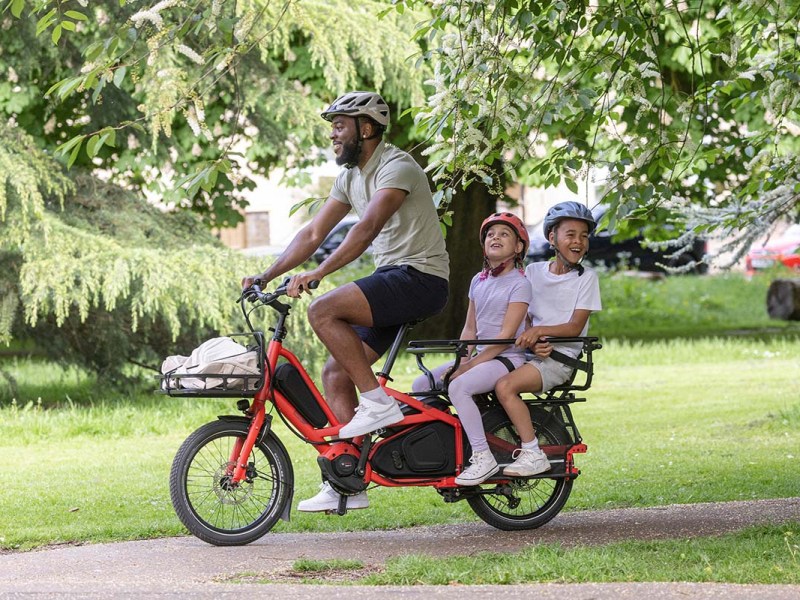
[467,406,573,531]
[169,419,293,546]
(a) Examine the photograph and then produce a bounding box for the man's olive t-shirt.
[330,141,450,280]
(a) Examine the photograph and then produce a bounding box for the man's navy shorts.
[353,265,448,356]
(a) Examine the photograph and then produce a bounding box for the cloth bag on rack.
[161,336,259,390]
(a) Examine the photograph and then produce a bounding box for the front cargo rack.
[156,332,265,398]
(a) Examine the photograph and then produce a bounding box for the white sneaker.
[455,449,499,486]
[338,397,404,438]
[296,482,369,512]
[503,446,551,477]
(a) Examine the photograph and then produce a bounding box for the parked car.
[526,205,708,273]
[745,224,800,274]
[312,216,368,264]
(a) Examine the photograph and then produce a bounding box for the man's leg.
[307,282,403,437]
[307,282,382,394]
[321,345,380,424]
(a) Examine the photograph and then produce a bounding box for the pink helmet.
[480,212,530,256]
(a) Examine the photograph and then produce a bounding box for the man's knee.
[307,296,330,330]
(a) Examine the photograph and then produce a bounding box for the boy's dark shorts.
[353,265,449,356]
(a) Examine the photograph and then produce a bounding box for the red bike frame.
[227,321,584,489]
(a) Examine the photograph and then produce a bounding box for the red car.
[746,224,800,274]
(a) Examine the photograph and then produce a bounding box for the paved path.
[1,498,798,599]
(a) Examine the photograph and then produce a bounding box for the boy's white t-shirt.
[525,261,602,357]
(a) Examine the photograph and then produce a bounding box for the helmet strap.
[551,233,586,276]
[480,258,511,280]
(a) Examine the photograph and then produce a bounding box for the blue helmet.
[543,202,597,238]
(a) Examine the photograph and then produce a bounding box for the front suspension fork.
[227,409,268,484]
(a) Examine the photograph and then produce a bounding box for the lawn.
[1,271,799,585]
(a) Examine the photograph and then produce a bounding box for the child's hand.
[532,339,553,358]
[446,359,471,381]
[516,326,544,349]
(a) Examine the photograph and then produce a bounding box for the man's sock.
[360,386,393,406]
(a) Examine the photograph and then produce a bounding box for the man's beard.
[335,138,360,166]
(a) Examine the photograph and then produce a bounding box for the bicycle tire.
[466,405,573,531]
[169,419,293,546]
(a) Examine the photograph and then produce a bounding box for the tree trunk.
[410,180,496,341]
[767,279,800,321]
[392,123,499,341]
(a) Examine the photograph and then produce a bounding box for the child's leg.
[411,361,454,393]
[494,364,544,444]
[448,361,514,452]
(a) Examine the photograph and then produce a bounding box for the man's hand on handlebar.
[241,273,268,291]
[286,271,323,298]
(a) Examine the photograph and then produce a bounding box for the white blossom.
[176,44,204,65]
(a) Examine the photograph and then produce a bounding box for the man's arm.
[317,187,406,276]
[287,187,407,295]
[242,198,351,289]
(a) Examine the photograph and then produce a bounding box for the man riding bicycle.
[242,91,450,512]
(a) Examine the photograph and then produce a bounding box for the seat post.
[375,322,414,382]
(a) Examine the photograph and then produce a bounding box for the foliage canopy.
[3,0,427,227]
[407,0,800,265]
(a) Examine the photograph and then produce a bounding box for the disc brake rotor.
[212,461,255,505]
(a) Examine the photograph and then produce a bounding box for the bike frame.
[226,288,584,489]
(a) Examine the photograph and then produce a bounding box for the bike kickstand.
[336,493,348,516]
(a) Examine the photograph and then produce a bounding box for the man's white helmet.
[321,91,390,127]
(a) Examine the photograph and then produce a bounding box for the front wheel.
[467,406,574,531]
[169,418,293,546]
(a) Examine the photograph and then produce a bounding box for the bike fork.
[227,410,268,483]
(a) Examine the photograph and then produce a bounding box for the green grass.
[1,271,799,586]
[362,524,800,585]
[593,270,799,339]
[1,335,798,553]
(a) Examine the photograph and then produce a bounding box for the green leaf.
[85,42,104,62]
[10,0,24,18]
[35,9,56,35]
[56,134,87,156]
[51,24,62,44]
[65,10,88,21]
[67,140,83,168]
[101,128,116,148]
[61,20,76,32]
[113,66,126,88]
[91,76,106,104]
[57,76,84,99]
[86,134,101,158]
[565,178,578,194]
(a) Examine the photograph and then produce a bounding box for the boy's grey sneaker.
[503,446,551,477]
[297,481,369,512]
[455,449,499,486]
[338,397,404,438]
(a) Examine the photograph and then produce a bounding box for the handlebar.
[240,277,320,305]
[238,277,320,334]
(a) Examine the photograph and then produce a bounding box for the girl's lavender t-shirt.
[468,269,532,357]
